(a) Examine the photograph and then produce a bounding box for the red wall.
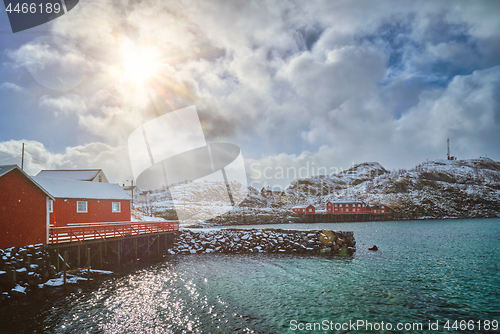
[0,169,47,248]
[333,203,369,214]
[51,199,130,226]
[292,207,305,214]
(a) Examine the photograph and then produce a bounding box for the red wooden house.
[0,164,133,248]
[33,176,131,226]
[325,201,386,214]
[291,200,387,216]
[0,165,54,248]
[291,204,315,214]
[261,186,285,197]
[328,201,368,214]
[367,204,386,214]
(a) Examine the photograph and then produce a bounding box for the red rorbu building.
[0,165,55,248]
[325,201,386,214]
[32,176,131,226]
[328,201,368,214]
[292,201,388,216]
[367,204,386,214]
[291,204,315,214]
[261,186,285,197]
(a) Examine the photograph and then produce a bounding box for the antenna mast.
[447,138,456,160]
[447,138,450,160]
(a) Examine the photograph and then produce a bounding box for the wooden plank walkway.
[49,221,179,244]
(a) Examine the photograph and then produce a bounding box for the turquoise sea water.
[1,218,499,333]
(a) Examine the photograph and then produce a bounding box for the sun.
[121,47,159,84]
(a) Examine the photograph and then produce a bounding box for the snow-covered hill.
[285,158,500,219]
[136,157,500,225]
[134,181,281,226]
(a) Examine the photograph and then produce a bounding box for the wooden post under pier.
[47,231,178,271]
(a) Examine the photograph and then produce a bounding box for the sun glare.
[121,47,158,83]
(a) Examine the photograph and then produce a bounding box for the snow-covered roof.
[33,176,131,200]
[0,164,17,178]
[329,200,365,204]
[292,204,314,209]
[36,169,103,181]
[0,165,55,200]
[122,185,140,191]
[262,186,283,192]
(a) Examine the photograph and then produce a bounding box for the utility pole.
[131,179,134,209]
[21,143,24,170]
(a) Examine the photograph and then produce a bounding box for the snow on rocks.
[0,244,56,300]
[168,229,355,255]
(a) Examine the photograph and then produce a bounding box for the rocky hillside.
[136,157,500,225]
[135,181,287,226]
[286,158,500,219]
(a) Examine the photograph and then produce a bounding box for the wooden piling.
[63,250,68,289]
[87,248,91,282]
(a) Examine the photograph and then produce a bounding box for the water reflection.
[0,219,498,334]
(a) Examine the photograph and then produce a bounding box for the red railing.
[49,221,179,244]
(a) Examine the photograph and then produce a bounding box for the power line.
[0,148,53,168]
[0,150,18,157]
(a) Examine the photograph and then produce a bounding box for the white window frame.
[346,208,349,212]
[49,200,53,213]
[112,202,121,213]
[77,201,88,213]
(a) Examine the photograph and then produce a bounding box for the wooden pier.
[48,221,179,271]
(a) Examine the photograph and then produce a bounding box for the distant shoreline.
[190,215,499,228]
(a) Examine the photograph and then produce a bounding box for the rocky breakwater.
[169,229,355,255]
[0,244,56,300]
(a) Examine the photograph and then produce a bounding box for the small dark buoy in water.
[368,245,378,251]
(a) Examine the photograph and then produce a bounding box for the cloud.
[6,36,86,91]
[2,0,500,189]
[39,94,86,115]
[0,82,24,92]
[0,140,131,183]
[393,66,500,160]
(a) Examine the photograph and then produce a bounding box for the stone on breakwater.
[169,229,355,255]
[0,244,55,300]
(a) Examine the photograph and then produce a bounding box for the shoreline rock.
[169,229,356,255]
[0,244,57,301]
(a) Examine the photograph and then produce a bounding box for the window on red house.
[77,201,87,213]
[112,202,121,212]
